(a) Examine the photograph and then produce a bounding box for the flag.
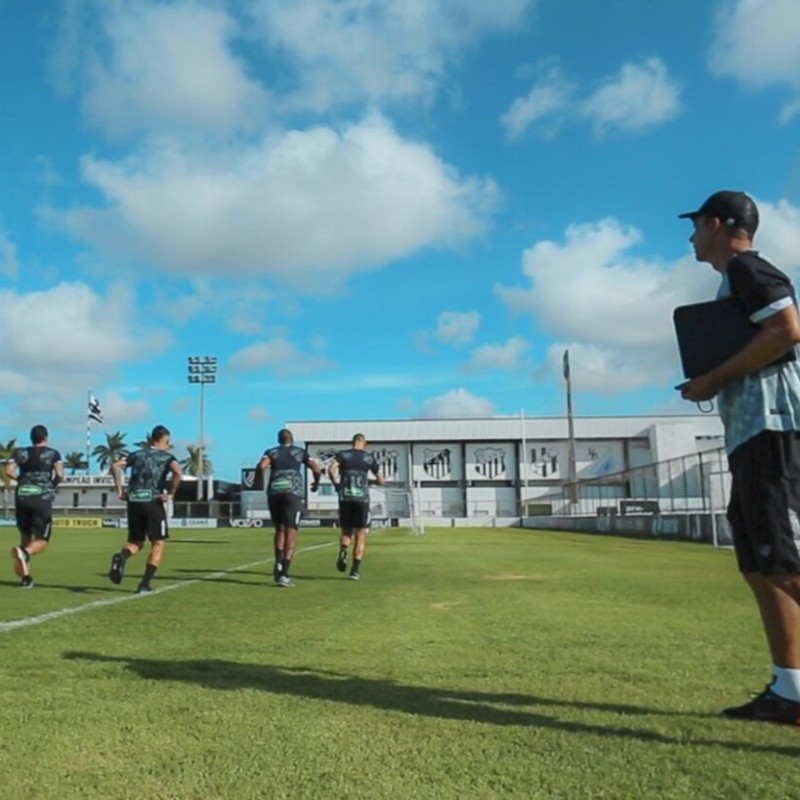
[88,393,104,424]
[562,349,570,382]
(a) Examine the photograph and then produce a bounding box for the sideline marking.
[0,540,335,635]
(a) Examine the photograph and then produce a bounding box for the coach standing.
[5,424,63,588]
[678,190,800,725]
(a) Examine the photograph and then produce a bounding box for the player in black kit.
[109,425,182,594]
[4,424,63,588]
[328,433,385,581]
[259,428,322,587]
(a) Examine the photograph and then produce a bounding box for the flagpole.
[563,351,578,504]
[86,387,92,477]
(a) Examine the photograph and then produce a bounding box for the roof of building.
[287,415,723,442]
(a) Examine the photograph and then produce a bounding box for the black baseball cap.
[678,190,759,236]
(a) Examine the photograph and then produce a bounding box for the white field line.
[0,540,335,635]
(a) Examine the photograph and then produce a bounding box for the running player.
[328,433,384,581]
[5,424,63,588]
[259,428,322,587]
[109,425,182,594]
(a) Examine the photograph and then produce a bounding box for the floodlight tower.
[187,355,217,500]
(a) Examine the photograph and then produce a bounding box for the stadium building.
[238,415,727,533]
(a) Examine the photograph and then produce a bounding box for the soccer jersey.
[716,250,800,455]
[12,446,61,502]
[126,447,179,502]
[334,448,381,504]
[263,445,313,497]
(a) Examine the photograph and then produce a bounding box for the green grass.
[1,525,798,800]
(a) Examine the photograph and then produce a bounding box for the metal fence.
[526,446,730,519]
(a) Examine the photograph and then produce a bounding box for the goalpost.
[374,485,425,535]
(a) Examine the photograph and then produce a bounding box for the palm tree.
[0,437,17,518]
[64,451,89,475]
[91,431,128,473]
[181,444,213,477]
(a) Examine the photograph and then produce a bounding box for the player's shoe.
[277,575,294,588]
[722,686,800,726]
[109,552,125,585]
[10,546,29,578]
[20,576,34,589]
[135,583,153,595]
[336,550,347,573]
[349,571,360,581]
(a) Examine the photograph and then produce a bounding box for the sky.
[2,0,800,480]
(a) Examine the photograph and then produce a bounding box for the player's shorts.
[15,495,53,542]
[727,430,800,575]
[126,500,169,543]
[338,500,370,531]
[268,493,303,529]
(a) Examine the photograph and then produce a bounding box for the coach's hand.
[679,373,721,402]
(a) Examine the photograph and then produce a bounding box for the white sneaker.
[10,546,29,578]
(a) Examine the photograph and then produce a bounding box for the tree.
[0,437,16,518]
[92,431,128,473]
[181,445,213,477]
[64,451,89,474]
[134,432,150,449]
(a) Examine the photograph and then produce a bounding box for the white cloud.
[97,390,151,426]
[581,58,681,136]
[500,67,575,141]
[496,218,716,348]
[709,0,800,102]
[248,406,270,422]
[247,0,532,112]
[501,57,681,140]
[47,114,499,286]
[752,198,800,275]
[0,283,171,440]
[495,216,724,392]
[63,0,268,139]
[0,228,19,278]
[463,336,529,372]
[418,388,496,418]
[436,310,481,346]
[228,338,334,376]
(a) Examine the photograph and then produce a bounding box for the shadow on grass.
[0,579,122,594]
[61,653,800,756]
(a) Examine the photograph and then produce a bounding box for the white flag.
[88,394,104,424]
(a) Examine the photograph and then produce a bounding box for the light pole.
[187,355,217,500]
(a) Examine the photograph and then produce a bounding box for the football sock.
[352,558,362,572]
[142,563,157,586]
[772,667,800,702]
[120,548,132,563]
[339,546,348,559]
[282,558,292,577]
[275,548,284,565]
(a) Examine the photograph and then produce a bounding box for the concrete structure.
[274,415,725,520]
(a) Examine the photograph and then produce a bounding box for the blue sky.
[2,0,800,480]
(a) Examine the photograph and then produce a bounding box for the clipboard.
[673,296,795,379]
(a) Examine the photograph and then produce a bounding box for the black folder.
[673,296,795,379]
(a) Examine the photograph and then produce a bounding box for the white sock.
[772,667,800,702]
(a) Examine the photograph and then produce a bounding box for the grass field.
[1,524,798,800]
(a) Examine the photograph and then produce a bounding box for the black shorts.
[727,430,800,575]
[15,495,53,542]
[339,501,370,531]
[268,494,303,529]
[126,501,169,543]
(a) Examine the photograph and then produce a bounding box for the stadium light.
[187,356,217,500]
